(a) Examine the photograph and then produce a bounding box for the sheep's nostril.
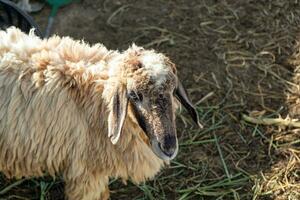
[158,136,177,157]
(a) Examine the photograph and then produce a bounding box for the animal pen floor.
[1,0,300,199]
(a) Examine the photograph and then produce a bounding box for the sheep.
[0,27,200,200]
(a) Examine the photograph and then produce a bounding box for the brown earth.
[2,0,300,199]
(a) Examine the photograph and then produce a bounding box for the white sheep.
[0,27,200,200]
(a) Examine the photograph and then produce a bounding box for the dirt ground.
[2,0,300,199]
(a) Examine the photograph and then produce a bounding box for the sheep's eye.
[129,91,143,102]
[137,62,143,68]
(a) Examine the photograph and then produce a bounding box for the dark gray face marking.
[130,101,147,134]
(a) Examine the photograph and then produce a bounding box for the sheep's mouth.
[138,130,178,161]
[150,138,178,161]
[135,121,178,160]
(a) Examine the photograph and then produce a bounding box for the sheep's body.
[0,28,164,199]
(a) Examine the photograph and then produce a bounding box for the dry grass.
[2,0,300,199]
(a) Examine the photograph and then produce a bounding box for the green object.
[46,0,73,17]
[45,0,74,37]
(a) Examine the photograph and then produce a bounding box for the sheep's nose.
[159,135,177,157]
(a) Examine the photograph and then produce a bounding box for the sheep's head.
[105,45,201,161]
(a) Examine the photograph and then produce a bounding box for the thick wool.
[0,27,176,200]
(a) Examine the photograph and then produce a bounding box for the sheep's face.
[106,45,201,161]
[126,57,178,160]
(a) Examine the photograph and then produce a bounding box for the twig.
[196,91,214,105]
[0,179,26,195]
[107,5,131,27]
[242,114,300,128]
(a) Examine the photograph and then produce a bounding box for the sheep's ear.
[175,80,203,128]
[108,85,129,144]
